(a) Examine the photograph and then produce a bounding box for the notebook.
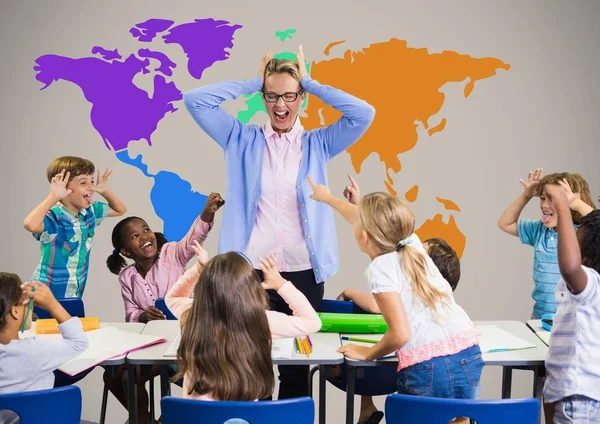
[163,335,296,359]
[57,326,166,375]
[477,325,536,353]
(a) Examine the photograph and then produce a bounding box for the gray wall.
[1,1,599,422]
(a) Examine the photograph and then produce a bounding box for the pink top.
[118,216,213,322]
[165,265,322,400]
[244,119,312,272]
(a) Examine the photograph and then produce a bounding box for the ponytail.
[106,249,127,275]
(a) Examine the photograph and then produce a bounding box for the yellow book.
[35,317,100,334]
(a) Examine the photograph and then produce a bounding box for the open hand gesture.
[296,45,308,79]
[519,168,543,198]
[50,169,73,200]
[192,240,209,272]
[557,179,580,209]
[343,174,360,205]
[259,254,286,291]
[258,49,273,80]
[94,169,112,195]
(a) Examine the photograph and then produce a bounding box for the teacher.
[183,46,375,399]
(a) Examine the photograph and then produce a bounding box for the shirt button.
[307,235,311,239]
[315,269,319,272]
[297,185,301,189]
[304,219,308,223]
[301,203,305,207]
[311,252,315,256]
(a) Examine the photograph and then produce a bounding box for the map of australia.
[33,19,509,257]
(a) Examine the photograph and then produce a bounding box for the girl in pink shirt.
[167,247,321,400]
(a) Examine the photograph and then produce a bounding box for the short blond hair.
[263,59,302,89]
[46,156,95,183]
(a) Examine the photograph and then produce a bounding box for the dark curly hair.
[579,210,600,274]
[106,217,168,275]
[0,273,23,331]
[424,238,461,291]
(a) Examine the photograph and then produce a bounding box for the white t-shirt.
[366,234,479,370]
[544,265,600,403]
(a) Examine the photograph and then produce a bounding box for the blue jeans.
[397,344,483,399]
[554,395,600,423]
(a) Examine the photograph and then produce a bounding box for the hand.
[203,193,225,213]
[259,254,287,291]
[336,290,349,301]
[343,174,360,205]
[258,49,273,80]
[519,168,543,198]
[557,179,581,209]
[143,306,166,321]
[50,169,73,200]
[21,282,58,311]
[307,176,332,203]
[296,45,308,79]
[94,169,112,195]
[192,240,209,272]
[337,343,372,361]
[545,183,569,205]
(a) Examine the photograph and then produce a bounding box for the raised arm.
[307,176,359,225]
[498,168,542,236]
[296,46,375,159]
[547,184,588,294]
[24,170,71,234]
[94,169,127,217]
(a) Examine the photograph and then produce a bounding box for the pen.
[341,336,379,344]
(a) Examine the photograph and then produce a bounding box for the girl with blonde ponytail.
[308,177,483,401]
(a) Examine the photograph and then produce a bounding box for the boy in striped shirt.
[542,182,600,422]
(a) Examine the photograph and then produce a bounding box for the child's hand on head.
[557,179,581,209]
[307,176,332,203]
[343,174,360,205]
[519,168,543,198]
[203,193,225,213]
[545,183,569,206]
[259,254,287,291]
[21,282,58,311]
[94,169,112,195]
[50,169,73,200]
[192,240,209,272]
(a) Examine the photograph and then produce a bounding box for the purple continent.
[130,19,175,42]
[137,48,176,77]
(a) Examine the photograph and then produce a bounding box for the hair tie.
[397,237,412,248]
[113,248,119,255]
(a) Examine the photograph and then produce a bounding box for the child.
[423,238,461,292]
[107,192,224,323]
[24,156,127,299]
[542,182,600,422]
[0,273,88,394]
[308,177,483,402]
[166,249,321,400]
[498,169,595,318]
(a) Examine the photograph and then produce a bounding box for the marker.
[341,336,379,344]
[20,286,37,333]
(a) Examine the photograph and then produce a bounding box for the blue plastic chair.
[34,298,85,319]
[0,386,82,424]
[320,299,398,397]
[385,393,540,424]
[155,297,178,320]
[161,396,315,424]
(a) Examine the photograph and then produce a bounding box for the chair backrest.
[155,297,178,320]
[320,299,369,314]
[34,298,85,319]
[0,386,82,424]
[161,396,314,424]
[385,394,540,424]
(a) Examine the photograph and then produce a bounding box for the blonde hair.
[263,59,302,88]
[176,253,274,401]
[359,192,449,311]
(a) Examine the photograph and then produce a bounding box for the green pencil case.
[318,312,388,334]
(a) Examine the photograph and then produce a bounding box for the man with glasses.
[183,45,375,399]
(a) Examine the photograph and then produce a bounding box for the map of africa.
[33,18,509,258]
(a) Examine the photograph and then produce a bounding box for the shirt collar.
[55,202,88,220]
[262,116,303,143]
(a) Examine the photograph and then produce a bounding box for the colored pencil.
[306,334,313,347]
[341,336,379,344]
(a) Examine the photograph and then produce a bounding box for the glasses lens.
[282,93,298,102]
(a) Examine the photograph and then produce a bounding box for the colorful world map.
[33,18,510,258]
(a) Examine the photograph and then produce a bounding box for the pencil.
[302,338,311,357]
[295,337,302,354]
[341,336,379,344]
[307,334,313,347]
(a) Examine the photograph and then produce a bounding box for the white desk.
[126,320,343,424]
[526,319,550,346]
[341,321,548,424]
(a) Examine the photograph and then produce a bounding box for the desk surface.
[526,319,550,347]
[343,320,548,367]
[101,322,146,365]
[127,320,344,365]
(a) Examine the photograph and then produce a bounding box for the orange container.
[35,317,100,334]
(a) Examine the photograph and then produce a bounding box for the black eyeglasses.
[262,91,304,103]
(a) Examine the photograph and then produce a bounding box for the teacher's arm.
[183,77,262,150]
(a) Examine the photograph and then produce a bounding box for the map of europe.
[33,18,510,258]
